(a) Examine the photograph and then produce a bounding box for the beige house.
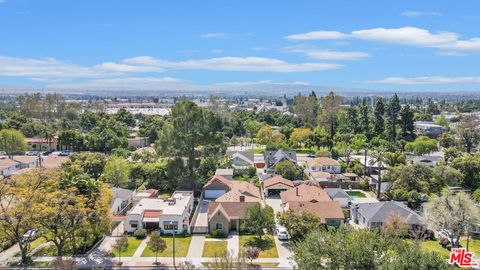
[208,201,258,235]
[203,174,261,234]
[305,157,341,174]
[262,175,294,197]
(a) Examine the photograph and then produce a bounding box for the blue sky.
[0,0,480,92]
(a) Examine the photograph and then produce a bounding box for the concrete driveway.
[265,195,293,261]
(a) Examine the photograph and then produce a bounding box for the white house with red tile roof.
[126,191,193,234]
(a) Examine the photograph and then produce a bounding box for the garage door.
[204,190,226,199]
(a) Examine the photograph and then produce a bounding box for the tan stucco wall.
[209,211,230,235]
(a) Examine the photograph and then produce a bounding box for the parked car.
[0,151,6,155]
[59,150,74,156]
[307,153,316,158]
[25,151,39,156]
[276,227,289,240]
[42,150,54,156]
[22,230,38,242]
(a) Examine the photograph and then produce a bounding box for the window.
[130,221,138,228]
[326,219,341,227]
[216,223,223,230]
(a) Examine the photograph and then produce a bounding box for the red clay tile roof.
[288,201,344,223]
[263,175,294,189]
[280,183,332,204]
[143,210,162,218]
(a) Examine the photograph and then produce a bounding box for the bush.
[134,229,147,239]
[209,229,226,238]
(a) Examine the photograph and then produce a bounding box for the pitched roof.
[355,201,423,224]
[227,150,254,163]
[13,156,38,164]
[208,202,258,220]
[325,188,349,199]
[263,175,294,189]
[264,150,297,169]
[0,158,18,171]
[280,183,331,204]
[111,187,134,201]
[203,174,232,189]
[215,181,261,202]
[42,156,69,168]
[306,157,340,167]
[288,201,344,223]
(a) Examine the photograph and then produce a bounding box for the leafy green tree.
[148,231,167,265]
[113,235,129,265]
[0,129,27,158]
[293,226,452,270]
[385,94,401,141]
[457,114,480,153]
[426,191,480,247]
[373,98,385,136]
[435,113,449,128]
[275,160,299,180]
[385,151,407,167]
[58,129,84,151]
[307,127,329,150]
[317,92,342,149]
[63,152,107,180]
[451,154,480,189]
[243,119,262,143]
[289,128,312,148]
[156,101,225,190]
[103,156,130,187]
[114,108,136,127]
[405,136,438,156]
[293,94,318,128]
[241,204,275,239]
[278,210,322,241]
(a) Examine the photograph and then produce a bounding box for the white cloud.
[123,56,342,72]
[285,31,347,41]
[286,27,480,54]
[400,10,442,17]
[200,32,229,39]
[351,27,458,47]
[0,54,341,82]
[367,76,480,85]
[305,50,369,61]
[48,78,315,91]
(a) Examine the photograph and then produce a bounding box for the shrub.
[134,229,147,239]
[245,246,260,262]
[210,229,226,238]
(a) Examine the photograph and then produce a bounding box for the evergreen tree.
[400,104,415,140]
[359,99,370,136]
[385,94,401,141]
[346,107,359,134]
[373,98,385,137]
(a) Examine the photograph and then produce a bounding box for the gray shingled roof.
[356,201,423,224]
[325,188,349,199]
[264,150,297,169]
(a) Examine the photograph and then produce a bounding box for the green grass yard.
[346,191,367,198]
[141,235,191,257]
[202,241,227,257]
[239,234,278,258]
[111,237,143,257]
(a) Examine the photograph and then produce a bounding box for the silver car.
[276,227,289,240]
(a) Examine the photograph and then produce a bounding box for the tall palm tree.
[369,146,387,199]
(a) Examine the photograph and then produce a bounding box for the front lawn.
[141,235,191,257]
[202,241,227,257]
[417,240,450,259]
[111,237,143,257]
[239,234,278,258]
[346,191,367,198]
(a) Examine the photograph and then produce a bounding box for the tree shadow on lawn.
[243,236,274,251]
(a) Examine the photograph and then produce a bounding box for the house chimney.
[240,195,245,202]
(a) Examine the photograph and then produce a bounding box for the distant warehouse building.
[414,121,445,138]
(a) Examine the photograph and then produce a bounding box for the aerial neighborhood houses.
[263,149,299,173]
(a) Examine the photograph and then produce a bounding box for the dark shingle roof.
[264,150,297,169]
[325,188,349,199]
